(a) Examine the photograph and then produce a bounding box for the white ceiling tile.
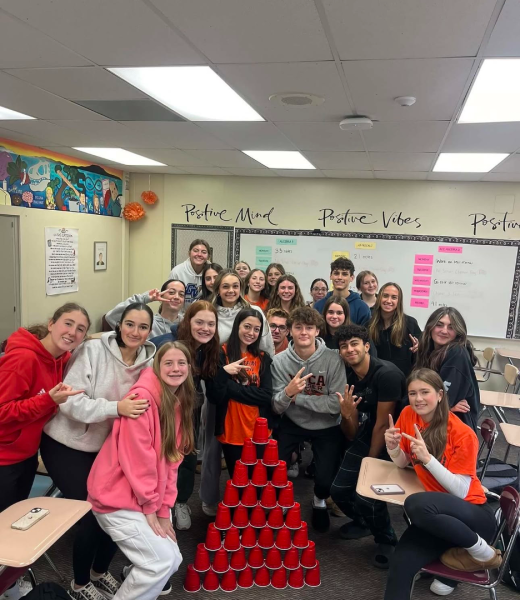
[225,168,279,177]
[375,171,428,180]
[197,122,296,150]
[182,150,262,168]
[343,59,473,122]
[0,128,50,147]
[124,148,208,167]
[481,172,520,182]
[0,120,87,146]
[275,122,365,151]
[442,123,520,153]
[363,121,450,152]
[217,62,351,123]
[485,0,520,57]
[123,122,232,150]
[324,0,497,59]
[303,151,370,170]
[47,120,156,147]
[182,167,232,175]
[370,152,435,171]
[274,169,324,177]
[150,0,332,63]
[322,170,374,179]
[1,0,203,66]
[40,146,118,164]
[490,154,520,173]
[129,166,187,174]
[428,172,483,181]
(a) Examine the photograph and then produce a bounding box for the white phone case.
[11,507,50,531]
[370,484,405,495]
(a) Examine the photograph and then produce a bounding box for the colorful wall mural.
[0,138,124,217]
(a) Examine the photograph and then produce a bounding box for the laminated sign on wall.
[45,227,79,296]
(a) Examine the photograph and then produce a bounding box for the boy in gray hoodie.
[271,306,346,534]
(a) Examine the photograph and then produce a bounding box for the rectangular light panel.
[0,106,34,120]
[242,150,316,169]
[433,153,509,172]
[73,148,166,166]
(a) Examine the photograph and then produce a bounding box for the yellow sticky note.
[355,242,376,250]
[332,251,349,260]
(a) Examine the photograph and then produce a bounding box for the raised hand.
[402,424,431,464]
[285,367,313,399]
[409,334,419,353]
[336,384,362,421]
[224,358,251,376]
[49,383,85,405]
[148,288,162,302]
[117,393,150,419]
[384,414,402,450]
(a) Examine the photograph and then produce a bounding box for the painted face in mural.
[109,180,118,200]
[79,192,86,206]
[93,194,100,212]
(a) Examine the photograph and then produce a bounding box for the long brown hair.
[153,341,196,462]
[26,303,91,340]
[210,269,250,309]
[322,295,351,336]
[245,269,269,300]
[407,368,449,461]
[368,282,406,347]
[415,307,477,370]
[176,301,220,379]
[268,274,306,313]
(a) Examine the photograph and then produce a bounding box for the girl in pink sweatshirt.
[87,341,195,600]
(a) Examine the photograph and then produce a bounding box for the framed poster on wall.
[94,241,107,271]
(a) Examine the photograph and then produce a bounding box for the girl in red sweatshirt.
[87,341,195,600]
[0,303,90,512]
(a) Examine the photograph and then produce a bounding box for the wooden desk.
[356,457,425,506]
[480,390,520,409]
[0,497,90,567]
[497,348,520,364]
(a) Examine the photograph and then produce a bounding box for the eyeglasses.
[269,324,287,332]
[312,287,328,293]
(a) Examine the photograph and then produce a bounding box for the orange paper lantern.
[141,190,158,205]
[123,202,145,221]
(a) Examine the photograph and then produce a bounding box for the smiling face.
[408,379,443,422]
[431,315,457,348]
[278,281,295,304]
[48,310,89,354]
[162,281,186,311]
[339,336,369,368]
[189,244,209,270]
[159,348,190,390]
[361,275,378,296]
[218,274,241,308]
[326,303,346,331]
[119,309,152,349]
[248,270,265,293]
[311,281,328,303]
[290,322,318,351]
[267,267,282,287]
[238,316,262,349]
[235,262,250,279]
[380,285,400,316]
[190,309,217,346]
[204,269,219,293]
[331,269,353,292]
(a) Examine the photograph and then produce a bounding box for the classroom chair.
[477,418,502,501]
[479,364,520,424]
[475,347,497,383]
[411,486,520,600]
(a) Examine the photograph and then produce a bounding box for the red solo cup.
[222,480,240,508]
[230,547,247,571]
[220,569,237,592]
[240,525,257,548]
[275,525,292,551]
[247,544,264,568]
[265,547,282,570]
[271,461,288,488]
[261,439,279,466]
[202,567,220,592]
[204,523,222,551]
[260,482,277,509]
[292,521,309,549]
[193,543,211,572]
[271,567,288,590]
[305,561,321,587]
[301,540,317,568]
[254,565,270,588]
[215,503,232,530]
[232,461,249,487]
[240,482,258,508]
[237,566,254,589]
[232,505,249,529]
[241,438,257,465]
[283,546,300,570]
[277,481,295,508]
[212,547,230,574]
[252,417,269,444]
[288,566,304,589]
[251,461,268,487]
[250,505,266,528]
[285,502,302,530]
[267,505,284,529]
[183,564,201,593]
[223,526,241,552]
[258,526,274,549]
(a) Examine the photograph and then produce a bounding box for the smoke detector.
[339,116,373,131]
[394,96,416,107]
[269,92,325,108]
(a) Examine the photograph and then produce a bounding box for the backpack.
[477,458,518,494]
[24,583,70,599]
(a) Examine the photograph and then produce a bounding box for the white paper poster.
[45,227,79,296]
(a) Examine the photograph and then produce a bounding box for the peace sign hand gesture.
[336,384,362,421]
[409,334,419,353]
[384,414,402,450]
[224,358,251,376]
[402,424,431,464]
[285,367,313,399]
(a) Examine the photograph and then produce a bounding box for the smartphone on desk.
[11,507,50,531]
[370,484,405,495]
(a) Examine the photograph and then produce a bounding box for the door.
[0,215,20,344]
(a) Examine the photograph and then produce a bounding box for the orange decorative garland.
[123,202,146,221]
[141,190,158,205]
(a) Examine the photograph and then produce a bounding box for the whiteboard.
[235,230,520,339]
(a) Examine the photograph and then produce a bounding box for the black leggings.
[40,433,118,586]
[384,492,497,600]
[221,444,244,479]
[0,454,38,512]
[176,452,198,505]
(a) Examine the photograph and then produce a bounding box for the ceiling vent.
[269,92,325,108]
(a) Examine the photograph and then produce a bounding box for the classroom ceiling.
[1,0,520,181]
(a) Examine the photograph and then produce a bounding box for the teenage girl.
[169,239,210,304]
[265,263,285,296]
[322,295,351,349]
[198,263,223,300]
[88,342,195,600]
[368,282,422,377]
[106,279,186,338]
[383,368,500,600]
[206,308,273,477]
[308,278,329,307]
[245,269,269,312]
[357,270,378,310]
[415,307,479,432]
[267,274,306,314]
[41,303,155,600]
[234,260,251,280]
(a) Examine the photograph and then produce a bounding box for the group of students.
[0,236,498,600]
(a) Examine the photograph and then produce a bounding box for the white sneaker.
[175,503,192,530]
[430,579,455,596]
[287,462,299,478]
[202,502,217,517]
[91,571,120,599]
[1,579,33,599]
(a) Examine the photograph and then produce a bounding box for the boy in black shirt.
[330,324,406,569]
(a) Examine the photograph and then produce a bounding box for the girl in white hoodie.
[41,303,156,600]
[168,239,210,305]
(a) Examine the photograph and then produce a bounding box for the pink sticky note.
[438,245,463,254]
[411,286,430,297]
[414,254,434,264]
[410,298,429,308]
[414,265,432,275]
[412,276,431,286]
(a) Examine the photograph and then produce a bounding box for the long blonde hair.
[153,342,196,462]
[369,282,406,347]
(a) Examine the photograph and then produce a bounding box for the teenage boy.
[272,306,346,533]
[267,308,290,354]
[330,324,406,569]
[314,257,371,325]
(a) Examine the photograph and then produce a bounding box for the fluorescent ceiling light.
[433,153,508,172]
[459,59,520,123]
[108,66,263,122]
[0,106,34,120]
[242,150,316,169]
[73,148,165,166]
